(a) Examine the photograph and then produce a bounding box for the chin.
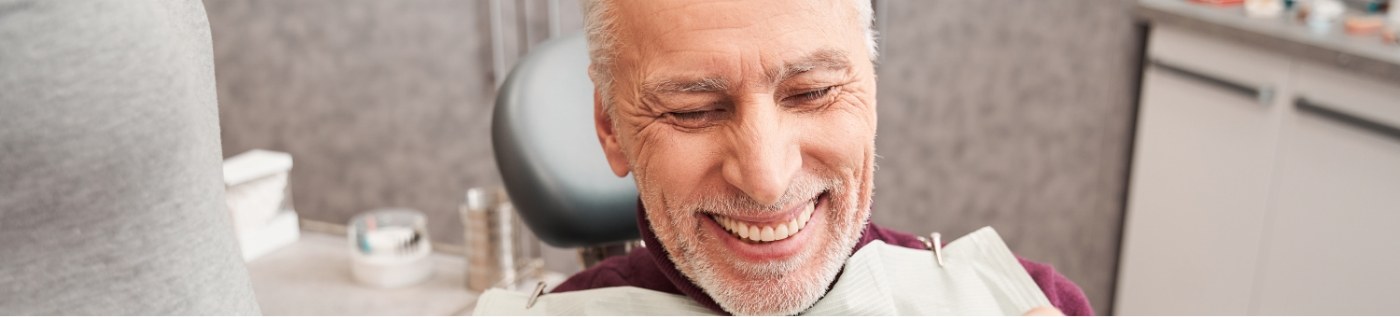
[644,175,872,316]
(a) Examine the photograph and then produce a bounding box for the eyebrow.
[643,76,731,95]
[639,48,852,99]
[768,48,852,84]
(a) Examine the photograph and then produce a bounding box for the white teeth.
[714,200,817,243]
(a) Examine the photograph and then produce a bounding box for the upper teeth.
[713,201,815,243]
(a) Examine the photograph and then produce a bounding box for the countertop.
[1135,0,1400,84]
[245,231,567,315]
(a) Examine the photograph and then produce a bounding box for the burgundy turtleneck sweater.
[552,203,1095,315]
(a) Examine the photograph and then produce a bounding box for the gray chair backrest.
[0,1,260,314]
[492,32,640,248]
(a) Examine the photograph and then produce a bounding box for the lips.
[711,199,816,243]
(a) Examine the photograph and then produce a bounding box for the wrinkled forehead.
[608,0,867,80]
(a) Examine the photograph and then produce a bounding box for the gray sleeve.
[0,0,261,314]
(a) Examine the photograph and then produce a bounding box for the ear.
[595,89,632,178]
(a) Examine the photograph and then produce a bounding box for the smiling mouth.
[709,197,818,243]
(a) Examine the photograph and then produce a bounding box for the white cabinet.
[1117,26,1400,315]
[1252,62,1400,315]
[1116,26,1290,315]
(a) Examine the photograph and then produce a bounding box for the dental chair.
[491,32,641,265]
[0,1,260,314]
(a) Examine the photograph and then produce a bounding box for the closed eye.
[671,110,712,120]
[666,109,728,128]
[785,86,835,103]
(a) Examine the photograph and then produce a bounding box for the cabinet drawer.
[1294,62,1400,143]
[1147,26,1287,107]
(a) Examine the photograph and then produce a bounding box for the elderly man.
[550,0,1092,315]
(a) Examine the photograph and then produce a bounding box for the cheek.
[639,133,725,185]
[798,107,876,173]
[629,126,727,216]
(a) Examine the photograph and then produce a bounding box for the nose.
[721,99,801,207]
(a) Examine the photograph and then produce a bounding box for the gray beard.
[641,175,871,315]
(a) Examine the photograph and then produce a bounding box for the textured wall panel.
[205,0,497,245]
[871,1,1141,313]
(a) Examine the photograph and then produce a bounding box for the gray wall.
[871,1,1141,313]
[206,1,1140,314]
[206,0,503,247]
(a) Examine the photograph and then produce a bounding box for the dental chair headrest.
[491,32,640,247]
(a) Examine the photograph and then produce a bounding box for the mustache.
[676,176,841,216]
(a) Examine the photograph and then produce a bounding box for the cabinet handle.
[1295,97,1400,143]
[1150,58,1275,105]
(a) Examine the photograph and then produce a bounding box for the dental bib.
[473,227,1051,315]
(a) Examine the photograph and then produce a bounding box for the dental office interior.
[2,0,1399,315]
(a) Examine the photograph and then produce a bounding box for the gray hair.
[583,0,878,115]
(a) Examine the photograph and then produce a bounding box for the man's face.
[592,0,878,315]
